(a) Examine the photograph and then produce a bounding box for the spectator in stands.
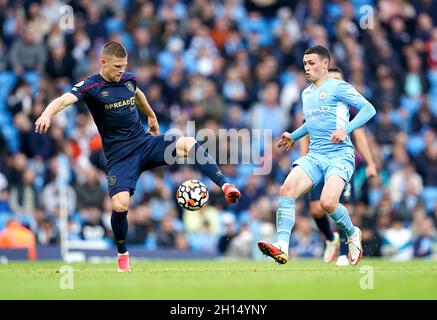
[189,220,218,253]
[361,224,383,257]
[80,207,108,243]
[84,3,108,43]
[388,162,423,216]
[6,153,27,188]
[9,168,40,216]
[14,112,56,160]
[401,52,430,98]
[199,79,226,123]
[424,27,437,71]
[0,219,37,260]
[224,223,253,258]
[414,139,437,187]
[250,81,286,138]
[412,101,437,133]
[41,158,76,215]
[8,25,47,76]
[382,216,413,261]
[289,216,324,259]
[27,2,51,44]
[35,216,58,245]
[7,80,32,116]
[217,213,237,256]
[74,165,106,212]
[413,216,435,258]
[45,42,75,81]
[156,214,179,248]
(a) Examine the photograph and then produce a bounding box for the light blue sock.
[276,196,296,248]
[328,204,356,237]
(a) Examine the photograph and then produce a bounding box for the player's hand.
[366,165,377,179]
[330,129,348,144]
[148,116,160,136]
[277,132,295,152]
[34,114,51,134]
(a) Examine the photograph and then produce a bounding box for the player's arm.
[331,82,376,144]
[35,93,78,134]
[277,122,308,152]
[135,88,159,135]
[352,128,377,178]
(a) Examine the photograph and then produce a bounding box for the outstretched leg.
[175,136,240,204]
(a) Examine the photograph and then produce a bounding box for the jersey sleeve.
[69,78,96,101]
[336,81,376,134]
[291,122,308,141]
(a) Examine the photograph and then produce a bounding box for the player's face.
[328,71,343,80]
[303,54,329,82]
[102,55,128,82]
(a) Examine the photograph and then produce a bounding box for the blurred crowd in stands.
[0,0,437,261]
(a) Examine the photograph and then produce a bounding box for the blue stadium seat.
[422,186,437,214]
[0,212,13,230]
[0,71,17,100]
[428,70,437,94]
[429,92,437,116]
[22,71,41,94]
[400,95,421,116]
[105,17,125,35]
[406,134,425,156]
[1,125,19,153]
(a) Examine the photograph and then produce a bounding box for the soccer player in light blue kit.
[258,46,376,265]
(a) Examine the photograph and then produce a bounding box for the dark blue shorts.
[308,177,355,204]
[106,134,177,197]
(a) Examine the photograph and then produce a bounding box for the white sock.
[276,241,289,253]
[221,183,230,191]
[118,251,129,256]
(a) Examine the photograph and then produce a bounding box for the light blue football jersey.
[301,77,373,157]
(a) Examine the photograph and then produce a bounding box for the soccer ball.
[176,179,209,211]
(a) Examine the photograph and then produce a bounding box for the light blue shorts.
[291,152,355,187]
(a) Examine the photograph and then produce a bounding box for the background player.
[300,67,377,265]
[34,41,241,272]
[258,45,376,266]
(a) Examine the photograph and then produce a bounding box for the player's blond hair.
[102,41,127,58]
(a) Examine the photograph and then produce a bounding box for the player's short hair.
[328,66,343,76]
[102,41,127,58]
[304,45,331,62]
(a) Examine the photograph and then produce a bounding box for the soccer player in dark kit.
[35,42,241,272]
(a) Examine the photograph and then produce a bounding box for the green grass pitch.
[0,258,436,299]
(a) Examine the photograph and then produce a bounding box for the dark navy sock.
[189,142,227,188]
[314,214,335,241]
[339,228,348,255]
[111,210,128,254]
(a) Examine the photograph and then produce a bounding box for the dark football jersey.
[70,72,147,165]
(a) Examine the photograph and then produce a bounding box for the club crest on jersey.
[125,81,135,92]
[108,176,116,186]
[319,90,327,100]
